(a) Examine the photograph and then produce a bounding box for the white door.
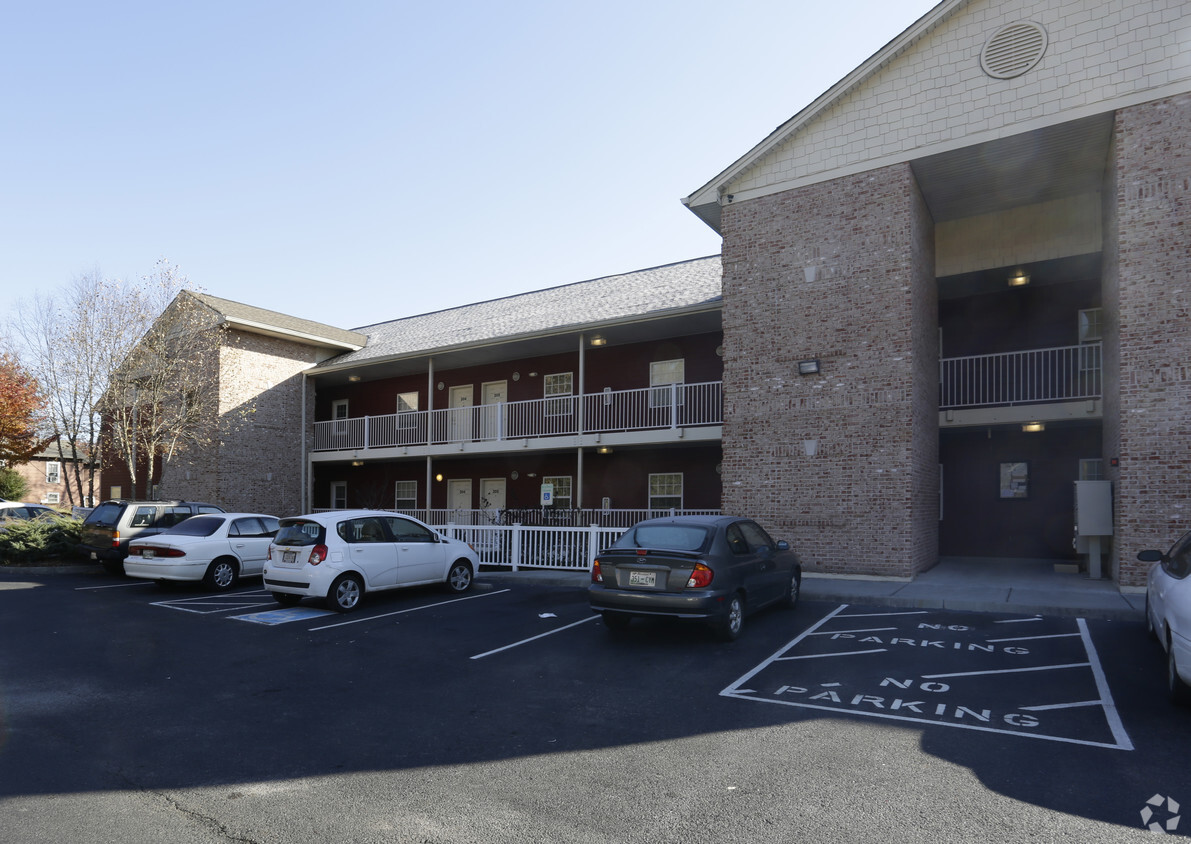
[449,385,473,442]
[480,380,507,440]
[382,516,448,585]
[448,479,472,520]
[480,478,506,516]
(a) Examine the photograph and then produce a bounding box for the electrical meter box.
[1074,480,1113,578]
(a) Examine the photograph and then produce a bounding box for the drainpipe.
[300,371,308,513]
[426,358,435,512]
[577,335,585,509]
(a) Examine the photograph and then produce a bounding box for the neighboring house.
[681,0,1190,586]
[105,0,1189,590]
[12,440,93,507]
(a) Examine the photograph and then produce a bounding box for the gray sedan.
[589,515,801,641]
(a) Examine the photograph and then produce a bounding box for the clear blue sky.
[1,0,939,331]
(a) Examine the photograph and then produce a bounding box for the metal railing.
[312,381,723,451]
[309,508,721,529]
[940,343,1101,410]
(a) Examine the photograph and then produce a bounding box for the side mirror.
[1137,549,1165,563]
[776,540,790,551]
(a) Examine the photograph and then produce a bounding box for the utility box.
[1074,480,1113,578]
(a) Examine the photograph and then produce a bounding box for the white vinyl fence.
[436,523,625,571]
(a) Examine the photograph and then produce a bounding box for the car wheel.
[328,573,363,613]
[445,560,474,593]
[782,569,802,610]
[716,593,745,642]
[203,558,239,592]
[602,611,632,632]
[272,592,301,607]
[1169,643,1191,707]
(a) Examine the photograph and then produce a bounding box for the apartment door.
[480,478,506,518]
[449,385,473,442]
[480,380,507,440]
[448,479,472,520]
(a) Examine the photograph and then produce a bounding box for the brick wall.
[1110,93,1191,587]
[719,163,937,577]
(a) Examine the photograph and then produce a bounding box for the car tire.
[1170,643,1191,707]
[328,573,363,613]
[602,611,632,632]
[715,593,745,642]
[272,592,301,607]
[445,560,474,593]
[782,569,802,610]
[203,558,239,592]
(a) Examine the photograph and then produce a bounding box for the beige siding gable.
[725,0,1190,202]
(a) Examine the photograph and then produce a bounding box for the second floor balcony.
[312,381,724,453]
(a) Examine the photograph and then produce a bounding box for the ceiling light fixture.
[1008,270,1031,287]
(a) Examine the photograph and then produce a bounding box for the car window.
[383,516,435,542]
[260,517,280,536]
[230,518,264,537]
[163,515,224,537]
[737,521,776,552]
[85,502,126,527]
[724,524,751,555]
[1165,531,1191,580]
[197,505,224,515]
[130,506,157,528]
[339,517,388,544]
[274,521,323,546]
[614,525,711,551]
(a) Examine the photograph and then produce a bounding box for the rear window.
[85,502,126,527]
[613,525,711,552]
[274,520,325,546]
[160,515,225,537]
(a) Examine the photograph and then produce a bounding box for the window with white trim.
[544,373,573,416]
[45,461,61,484]
[395,480,417,511]
[331,481,347,510]
[45,492,60,504]
[332,399,349,434]
[542,475,572,509]
[1078,308,1102,342]
[1079,459,1105,481]
[649,473,683,511]
[649,359,685,408]
[396,392,418,428]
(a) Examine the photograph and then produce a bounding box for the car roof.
[629,515,743,528]
[283,510,419,526]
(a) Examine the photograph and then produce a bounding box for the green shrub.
[0,514,82,565]
[0,468,30,501]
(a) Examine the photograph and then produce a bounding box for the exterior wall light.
[348,374,362,382]
[351,460,364,466]
[798,359,821,375]
[591,335,607,346]
[1022,422,1045,433]
[435,473,444,482]
[1008,270,1030,287]
[597,447,612,454]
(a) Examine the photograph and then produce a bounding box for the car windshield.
[85,502,124,527]
[159,516,224,537]
[614,524,712,552]
[274,521,324,546]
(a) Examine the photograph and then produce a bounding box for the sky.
[1,0,941,332]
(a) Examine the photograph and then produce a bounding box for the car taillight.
[687,563,714,589]
[308,544,329,565]
[112,529,120,548]
[592,560,603,583]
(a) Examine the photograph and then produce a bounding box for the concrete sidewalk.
[479,557,1145,621]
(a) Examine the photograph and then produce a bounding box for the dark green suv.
[79,499,225,574]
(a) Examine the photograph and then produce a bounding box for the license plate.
[142,549,155,559]
[629,571,656,587]
[283,551,297,564]
[90,552,97,561]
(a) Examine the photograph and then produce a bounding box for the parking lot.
[3,567,1189,842]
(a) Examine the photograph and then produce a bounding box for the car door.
[228,517,276,577]
[737,520,787,603]
[382,516,447,585]
[724,521,769,596]
[338,516,400,588]
[1157,532,1191,642]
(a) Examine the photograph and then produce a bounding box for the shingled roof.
[320,255,722,367]
[190,291,367,351]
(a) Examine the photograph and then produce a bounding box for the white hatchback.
[126,513,280,591]
[264,510,479,612]
[1139,530,1191,706]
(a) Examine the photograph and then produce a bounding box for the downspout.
[426,358,435,512]
[300,371,308,513]
[577,335,585,510]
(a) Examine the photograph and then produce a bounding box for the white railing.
[309,508,721,529]
[940,343,1101,410]
[437,523,625,571]
[312,382,723,451]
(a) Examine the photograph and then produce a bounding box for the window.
[1078,308,1103,342]
[396,392,419,428]
[650,359,685,408]
[45,492,60,504]
[649,473,683,511]
[1079,459,1105,481]
[339,517,386,543]
[331,481,347,510]
[383,516,436,542]
[542,475,572,509]
[45,462,61,484]
[737,521,777,552]
[130,506,157,528]
[544,373,573,416]
[332,399,349,434]
[395,480,417,511]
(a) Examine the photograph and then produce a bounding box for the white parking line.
[75,581,155,590]
[986,633,1081,643]
[308,588,510,631]
[1076,617,1133,751]
[470,615,599,660]
[776,648,888,661]
[922,662,1091,679]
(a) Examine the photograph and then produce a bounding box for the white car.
[126,513,281,591]
[264,510,479,612]
[1139,530,1191,706]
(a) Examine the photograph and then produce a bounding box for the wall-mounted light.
[798,359,821,375]
[597,447,612,454]
[1022,422,1045,433]
[435,473,444,482]
[348,374,361,382]
[351,460,364,467]
[528,372,538,378]
[1008,269,1031,287]
[591,335,607,347]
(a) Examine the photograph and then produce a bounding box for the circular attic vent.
[980,21,1048,79]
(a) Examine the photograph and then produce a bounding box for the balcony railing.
[940,343,1102,410]
[312,381,723,452]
